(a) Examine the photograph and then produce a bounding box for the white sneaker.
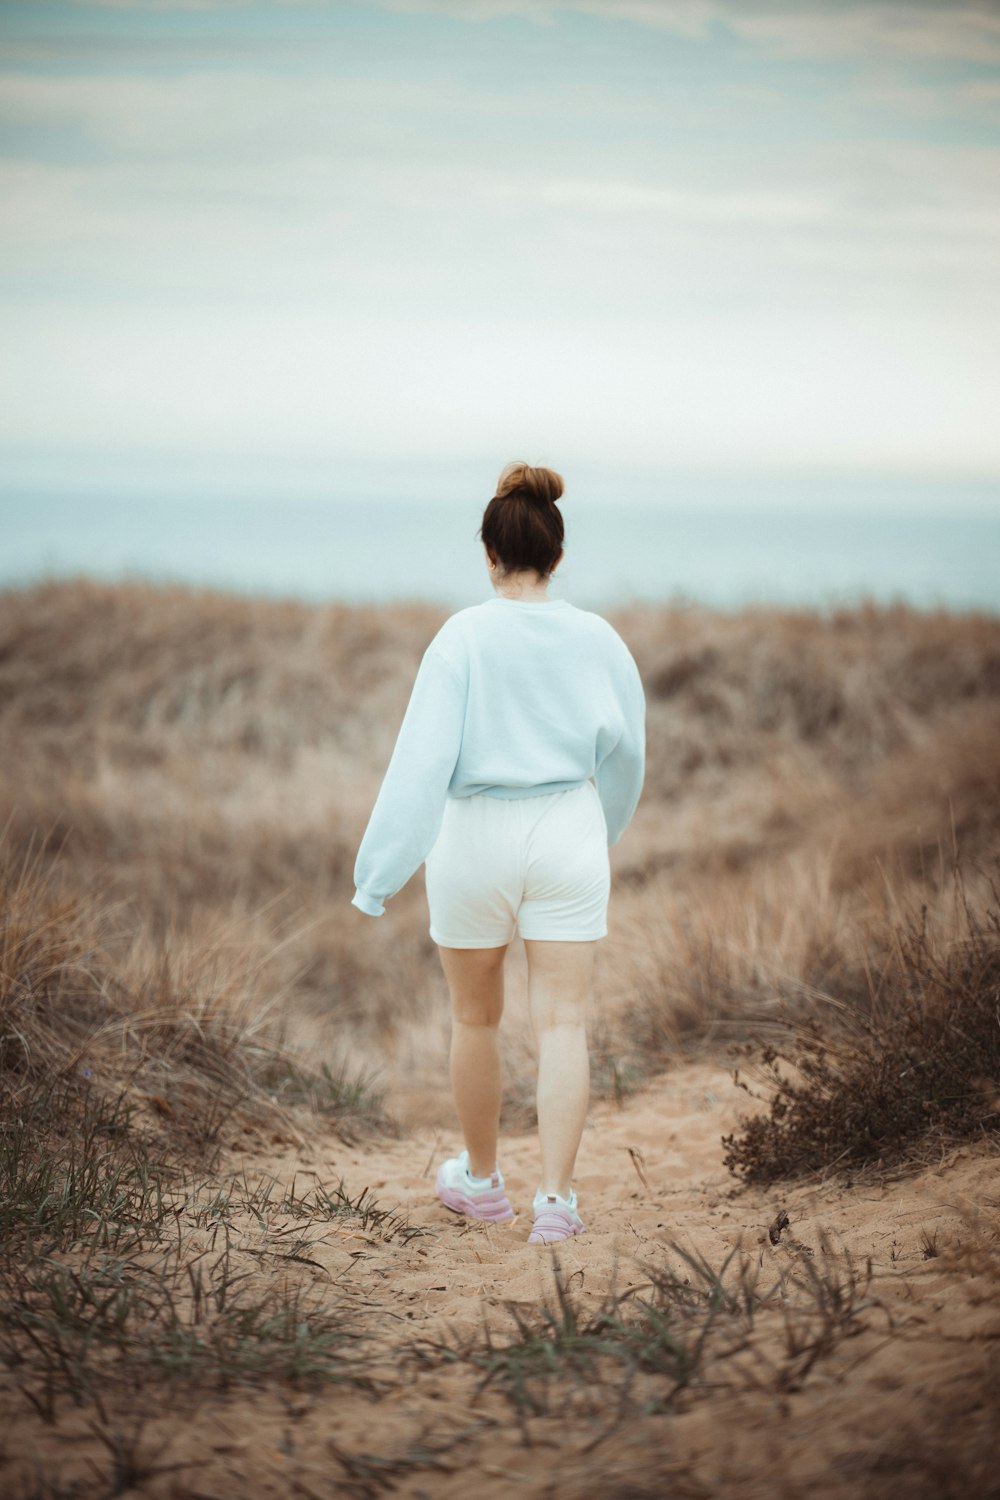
[436,1150,514,1223]
[528,1187,585,1243]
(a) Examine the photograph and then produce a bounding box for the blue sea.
[2,490,999,613]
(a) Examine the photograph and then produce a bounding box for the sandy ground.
[7,1059,999,1500]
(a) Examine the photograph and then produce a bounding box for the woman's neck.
[494,570,551,600]
[493,568,551,602]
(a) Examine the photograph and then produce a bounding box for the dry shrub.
[722,881,1000,1183]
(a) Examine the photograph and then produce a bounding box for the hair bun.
[481,461,565,575]
[495,461,564,506]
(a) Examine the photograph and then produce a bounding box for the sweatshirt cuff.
[352,888,385,917]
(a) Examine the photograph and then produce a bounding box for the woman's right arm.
[352,648,466,916]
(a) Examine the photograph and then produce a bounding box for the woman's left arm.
[595,650,646,846]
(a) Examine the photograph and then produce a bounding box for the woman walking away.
[351,462,645,1244]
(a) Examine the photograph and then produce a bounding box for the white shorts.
[425,782,611,948]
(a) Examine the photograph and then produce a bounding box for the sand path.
[10,1061,998,1498]
[189,1060,997,1498]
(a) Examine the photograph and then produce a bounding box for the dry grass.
[415,1232,880,1423]
[0,840,388,1153]
[2,577,1000,1497]
[0,1078,411,1437]
[2,578,1000,1130]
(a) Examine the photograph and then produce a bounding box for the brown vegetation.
[3,580,999,1104]
[2,578,999,1497]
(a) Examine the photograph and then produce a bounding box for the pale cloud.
[376,0,715,33]
[4,1,999,480]
[535,177,835,225]
[959,78,1000,106]
[67,0,1000,63]
[4,134,998,317]
[0,70,413,162]
[729,3,1000,63]
[372,0,1000,62]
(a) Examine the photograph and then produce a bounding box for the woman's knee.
[438,944,507,1027]
[525,939,596,1032]
[531,994,589,1033]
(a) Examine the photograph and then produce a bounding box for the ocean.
[2,492,999,614]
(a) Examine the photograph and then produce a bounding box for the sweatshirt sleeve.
[352,647,466,916]
[595,648,646,846]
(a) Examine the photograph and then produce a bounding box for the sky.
[1,0,999,509]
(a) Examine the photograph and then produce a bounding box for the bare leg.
[437,945,507,1179]
[525,939,596,1200]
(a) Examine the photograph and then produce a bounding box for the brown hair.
[479,461,565,577]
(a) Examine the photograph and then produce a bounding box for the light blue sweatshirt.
[352,597,646,916]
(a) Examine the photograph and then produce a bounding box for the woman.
[352,462,645,1243]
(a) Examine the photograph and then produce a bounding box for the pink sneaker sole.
[436,1168,514,1223]
[528,1204,586,1244]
